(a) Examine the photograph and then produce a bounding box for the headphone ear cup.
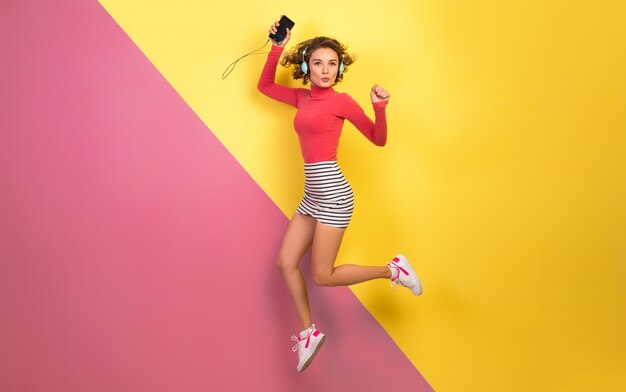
[301,61,308,74]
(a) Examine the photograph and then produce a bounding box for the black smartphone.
[269,15,295,44]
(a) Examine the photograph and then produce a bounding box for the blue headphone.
[301,46,345,75]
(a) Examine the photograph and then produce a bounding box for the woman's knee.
[276,256,298,274]
[312,271,334,287]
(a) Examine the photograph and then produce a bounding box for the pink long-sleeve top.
[257,45,388,164]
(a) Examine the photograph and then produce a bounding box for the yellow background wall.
[99,0,626,390]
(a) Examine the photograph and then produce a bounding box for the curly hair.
[280,36,355,85]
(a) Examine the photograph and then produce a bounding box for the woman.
[258,19,423,373]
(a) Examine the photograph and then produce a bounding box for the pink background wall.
[0,1,431,390]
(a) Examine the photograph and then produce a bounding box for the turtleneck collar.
[310,83,336,99]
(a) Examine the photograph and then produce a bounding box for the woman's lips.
[321,78,330,82]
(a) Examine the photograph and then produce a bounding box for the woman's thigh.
[276,212,318,269]
[310,222,346,281]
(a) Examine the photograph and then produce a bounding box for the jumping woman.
[258,19,423,373]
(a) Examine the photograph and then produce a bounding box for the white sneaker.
[291,324,326,372]
[387,254,423,295]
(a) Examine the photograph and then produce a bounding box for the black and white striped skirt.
[296,161,354,228]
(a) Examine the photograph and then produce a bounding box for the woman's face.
[308,47,340,88]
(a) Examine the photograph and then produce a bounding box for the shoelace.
[291,327,314,352]
[387,261,410,290]
[291,335,300,352]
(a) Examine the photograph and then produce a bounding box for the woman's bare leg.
[310,223,392,287]
[276,212,318,330]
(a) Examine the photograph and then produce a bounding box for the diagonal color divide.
[4,0,625,390]
[94,1,626,391]
[0,0,432,390]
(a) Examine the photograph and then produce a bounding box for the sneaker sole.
[298,335,326,373]
[396,254,423,296]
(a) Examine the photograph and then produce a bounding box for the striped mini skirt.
[296,161,355,228]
